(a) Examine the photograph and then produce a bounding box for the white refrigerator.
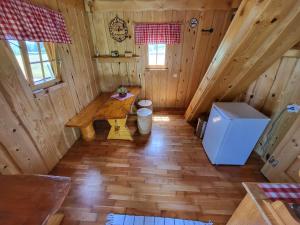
[203,102,270,165]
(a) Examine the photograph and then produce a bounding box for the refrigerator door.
[214,118,270,165]
[202,105,230,163]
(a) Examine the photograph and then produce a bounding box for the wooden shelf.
[93,55,140,63]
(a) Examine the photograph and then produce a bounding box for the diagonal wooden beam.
[185,0,300,121]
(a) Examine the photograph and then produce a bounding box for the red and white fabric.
[258,183,300,204]
[135,23,181,44]
[0,0,71,43]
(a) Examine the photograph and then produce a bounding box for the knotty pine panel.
[0,91,47,174]
[0,143,21,175]
[87,9,234,108]
[242,55,300,159]
[0,0,101,174]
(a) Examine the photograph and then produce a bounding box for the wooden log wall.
[86,8,234,108]
[185,0,300,121]
[0,0,100,174]
[240,49,300,160]
[261,115,300,182]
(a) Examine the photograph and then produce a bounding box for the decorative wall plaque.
[109,16,128,42]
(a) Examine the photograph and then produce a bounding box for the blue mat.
[106,213,213,225]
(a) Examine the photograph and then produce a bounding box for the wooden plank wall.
[0,0,100,174]
[87,9,234,108]
[184,0,300,121]
[239,50,300,160]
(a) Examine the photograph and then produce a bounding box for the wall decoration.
[124,51,133,57]
[189,18,198,28]
[109,16,128,42]
[111,50,119,57]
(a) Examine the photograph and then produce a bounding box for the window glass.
[25,41,55,85]
[8,40,58,89]
[43,61,55,79]
[40,42,49,61]
[148,44,157,65]
[148,43,166,67]
[26,41,40,63]
[8,40,27,77]
[156,44,166,65]
[30,63,44,83]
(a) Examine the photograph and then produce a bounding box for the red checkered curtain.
[258,183,300,204]
[0,0,71,44]
[135,23,181,44]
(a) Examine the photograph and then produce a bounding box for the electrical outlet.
[268,155,279,168]
[287,104,300,113]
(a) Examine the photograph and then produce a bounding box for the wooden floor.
[50,113,267,225]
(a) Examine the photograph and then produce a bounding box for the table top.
[95,86,141,120]
[0,175,71,225]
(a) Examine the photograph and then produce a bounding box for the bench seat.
[66,94,110,128]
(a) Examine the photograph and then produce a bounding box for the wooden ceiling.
[85,0,241,12]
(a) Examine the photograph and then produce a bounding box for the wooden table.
[95,86,141,141]
[227,182,300,225]
[0,175,71,225]
[66,86,141,141]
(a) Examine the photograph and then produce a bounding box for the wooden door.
[261,115,300,182]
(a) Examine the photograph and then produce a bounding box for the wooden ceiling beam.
[185,0,300,121]
[84,0,242,12]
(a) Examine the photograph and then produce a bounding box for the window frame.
[146,43,168,70]
[9,40,61,91]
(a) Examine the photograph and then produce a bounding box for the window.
[8,40,60,91]
[148,44,166,68]
[8,40,27,78]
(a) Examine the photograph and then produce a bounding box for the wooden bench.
[66,86,141,141]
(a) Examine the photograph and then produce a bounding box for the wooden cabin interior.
[0,0,300,225]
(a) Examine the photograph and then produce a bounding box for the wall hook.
[202,28,214,33]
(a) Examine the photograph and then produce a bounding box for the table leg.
[80,123,95,141]
[107,118,133,141]
[46,213,64,225]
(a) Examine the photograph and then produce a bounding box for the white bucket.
[137,100,153,110]
[137,108,152,135]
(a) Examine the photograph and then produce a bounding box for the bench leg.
[107,118,133,141]
[80,123,95,141]
[46,213,64,225]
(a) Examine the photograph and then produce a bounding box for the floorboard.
[50,113,267,225]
